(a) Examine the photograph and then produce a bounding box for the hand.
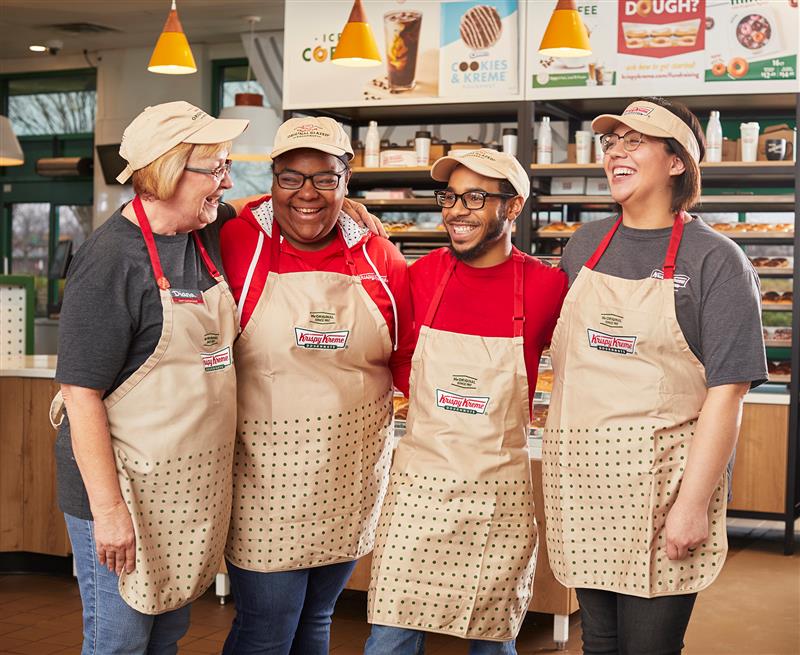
[342,198,388,238]
[92,500,136,575]
[665,500,708,560]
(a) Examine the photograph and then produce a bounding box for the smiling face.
[442,165,522,264]
[270,149,350,251]
[171,147,232,230]
[603,124,686,210]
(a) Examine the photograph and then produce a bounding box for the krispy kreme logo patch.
[201,346,232,372]
[295,327,349,349]
[587,329,638,355]
[622,105,655,117]
[436,388,490,415]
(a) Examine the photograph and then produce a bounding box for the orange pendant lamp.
[331,0,382,67]
[539,0,592,57]
[148,0,197,74]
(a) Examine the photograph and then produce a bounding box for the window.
[7,71,96,136]
[213,59,272,199]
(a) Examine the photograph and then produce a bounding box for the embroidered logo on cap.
[202,346,232,372]
[623,105,655,118]
[587,328,637,355]
[435,388,490,415]
[295,327,349,349]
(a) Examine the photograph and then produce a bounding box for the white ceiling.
[0,0,285,60]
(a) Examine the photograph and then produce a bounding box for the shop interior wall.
[2,42,246,230]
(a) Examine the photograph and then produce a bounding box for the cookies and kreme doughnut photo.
[459,4,503,50]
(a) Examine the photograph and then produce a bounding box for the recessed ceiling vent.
[45,22,121,34]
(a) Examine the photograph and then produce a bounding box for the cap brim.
[591,113,673,139]
[116,164,134,184]
[430,154,506,184]
[270,143,353,160]
[183,118,249,144]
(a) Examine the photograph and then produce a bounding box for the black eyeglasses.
[599,130,645,153]
[184,159,232,179]
[275,169,347,191]
[435,189,516,210]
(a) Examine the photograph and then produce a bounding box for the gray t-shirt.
[55,204,235,520]
[560,215,767,389]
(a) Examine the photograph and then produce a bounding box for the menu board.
[283,0,523,109]
[526,0,799,99]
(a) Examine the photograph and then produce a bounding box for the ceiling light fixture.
[0,116,25,166]
[148,0,197,75]
[331,0,382,67]
[29,45,47,53]
[539,0,592,58]
[218,16,280,161]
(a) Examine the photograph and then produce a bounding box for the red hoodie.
[220,195,414,395]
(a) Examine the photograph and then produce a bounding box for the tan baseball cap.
[592,100,701,163]
[116,101,249,183]
[430,148,530,199]
[270,116,354,160]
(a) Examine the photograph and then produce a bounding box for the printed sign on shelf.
[526,0,798,99]
[283,0,522,110]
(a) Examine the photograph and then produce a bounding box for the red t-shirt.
[220,196,415,395]
[408,247,569,409]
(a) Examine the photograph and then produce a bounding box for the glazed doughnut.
[733,223,751,232]
[712,223,733,231]
[762,291,780,302]
[750,257,769,266]
[650,27,673,38]
[626,38,646,49]
[728,57,749,78]
[636,0,652,16]
[711,61,727,76]
[626,29,649,39]
[312,46,327,62]
[651,36,673,47]
[675,35,696,47]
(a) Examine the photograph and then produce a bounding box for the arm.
[60,384,135,574]
[342,198,388,238]
[665,382,749,560]
[386,247,414,397]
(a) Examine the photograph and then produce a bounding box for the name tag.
[170,288,204,304]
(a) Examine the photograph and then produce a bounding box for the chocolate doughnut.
[460,5,503,50]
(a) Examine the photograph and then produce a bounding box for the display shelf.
[386,229,448,241]
[534,194,795,209]
[754,267,794,278]
[765,339,793,349]
[359,198,439,211]
[531,161,797,182]
[762,303,793,312]
[768,374,792,384]
[350,167,435,189]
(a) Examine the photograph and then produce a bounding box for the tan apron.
[368,253,537,642]
[543,215,728,599]
[51,196,238,614]
[226,206,394,572]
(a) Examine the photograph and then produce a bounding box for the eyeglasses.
[184,159,232,179]
[275,169,347,191]
[599,130,645,153]
[434,190,516,210]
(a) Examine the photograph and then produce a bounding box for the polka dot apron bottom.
[51,196,239,614]
[542,216,728,598]
[369,254,538,642]
[226,217,394,572]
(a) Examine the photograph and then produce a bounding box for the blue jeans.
[65,513,191,655]
[365,625,517,654]
[223,558,357,655]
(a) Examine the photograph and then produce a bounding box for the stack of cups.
[740,122,760,162]
[575,131,592,164]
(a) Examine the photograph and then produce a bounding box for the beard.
[448,210,507,262]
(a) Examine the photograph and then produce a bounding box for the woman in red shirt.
[219,116,413,655]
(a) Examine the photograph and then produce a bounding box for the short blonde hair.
[131,141,233,200]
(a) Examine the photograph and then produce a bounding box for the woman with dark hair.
[542,97,767,654]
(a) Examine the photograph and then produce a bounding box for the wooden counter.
[0,357,69,556]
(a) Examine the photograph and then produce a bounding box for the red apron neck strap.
[268,219,358,277]
[512,252,525,338]
[191,232,222,280]
[132,196,170,290]
[584,216,622,271]
[585,214,685,279]
[423,256,457,328]
[662,213,686,280]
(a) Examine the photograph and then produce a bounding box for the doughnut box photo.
[438,0,519,97]
[617,0,705,58]
[706,0,796,83]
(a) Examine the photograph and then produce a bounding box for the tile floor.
[0,519,797,655]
